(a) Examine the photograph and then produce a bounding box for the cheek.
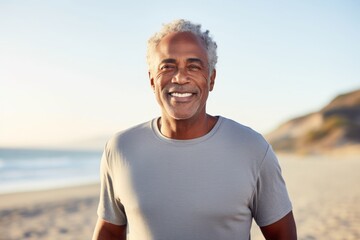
[153,78,167,98]
[154,74,171,90]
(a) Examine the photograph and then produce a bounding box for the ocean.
[0,148,102,194]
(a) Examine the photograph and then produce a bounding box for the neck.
[158,114,217,140]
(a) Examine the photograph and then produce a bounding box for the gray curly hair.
[146,19,218,74]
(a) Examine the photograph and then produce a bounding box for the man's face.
[149,31,216,121]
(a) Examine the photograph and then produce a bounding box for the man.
[92,19,297,240]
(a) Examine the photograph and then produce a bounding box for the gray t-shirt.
[97,116,292,240]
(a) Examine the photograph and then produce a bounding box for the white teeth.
[170,92,192,97]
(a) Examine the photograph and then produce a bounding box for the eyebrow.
[187,58,204,66]
[160,59,177,64]
[159,58,205,66]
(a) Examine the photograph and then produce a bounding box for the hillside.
[266,89,360,155]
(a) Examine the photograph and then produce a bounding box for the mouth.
[168,91,197,103]
[169,92,194,98]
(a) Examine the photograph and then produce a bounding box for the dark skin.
[92,31,297,240]
[149,32,216,139]
[92,219,126,240]
[92,211,297,240]
[261,211,297,239]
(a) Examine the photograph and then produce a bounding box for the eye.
[188,65,201,71]
[160,64,176,71]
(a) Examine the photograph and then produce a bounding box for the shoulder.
[100,119,155,167]
[219,116,268,148]
[105,119,154,152]
[215,116,271,165]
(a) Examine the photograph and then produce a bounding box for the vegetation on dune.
[268,88,360,153]
[305,116,348,142]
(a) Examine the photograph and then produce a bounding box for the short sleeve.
[251,146,292,227]
[96,148,127,226]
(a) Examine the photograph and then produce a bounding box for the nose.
[172,67,190,84]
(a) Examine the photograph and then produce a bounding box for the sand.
[0,184,100,240]
[1,154,359,240]
[251,154,360,240]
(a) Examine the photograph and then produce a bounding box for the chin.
[167,110,201,121]
[163,104,204,121]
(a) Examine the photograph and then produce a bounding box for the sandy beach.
[0,184,100,240]
[1,154,359,240]
[251,154,360,240]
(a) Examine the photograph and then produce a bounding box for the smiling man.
[92,19,297,240]
[150,30,217,140]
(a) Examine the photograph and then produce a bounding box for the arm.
[92,218,127,240]
[260,211,297,240]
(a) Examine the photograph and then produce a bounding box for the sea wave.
[0,148,102,194]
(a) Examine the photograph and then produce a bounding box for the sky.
[1,0,359,150]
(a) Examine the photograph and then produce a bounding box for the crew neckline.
[151,116,223,145]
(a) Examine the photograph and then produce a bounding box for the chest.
[113,147,258,224]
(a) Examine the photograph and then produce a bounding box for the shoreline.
[0,183,100,209]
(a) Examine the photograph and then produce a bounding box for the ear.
[209,69,216,91]
[149,71,155,91]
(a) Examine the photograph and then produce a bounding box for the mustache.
[167,85,199,93]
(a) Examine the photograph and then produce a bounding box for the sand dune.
[1,155,359,240]
[267,89,360,155]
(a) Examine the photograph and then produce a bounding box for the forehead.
[154,32,208,62]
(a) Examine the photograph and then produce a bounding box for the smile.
[170,92,194,98]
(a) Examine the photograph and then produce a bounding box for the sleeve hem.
[256,205,293,227]
[98,214,127,226]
